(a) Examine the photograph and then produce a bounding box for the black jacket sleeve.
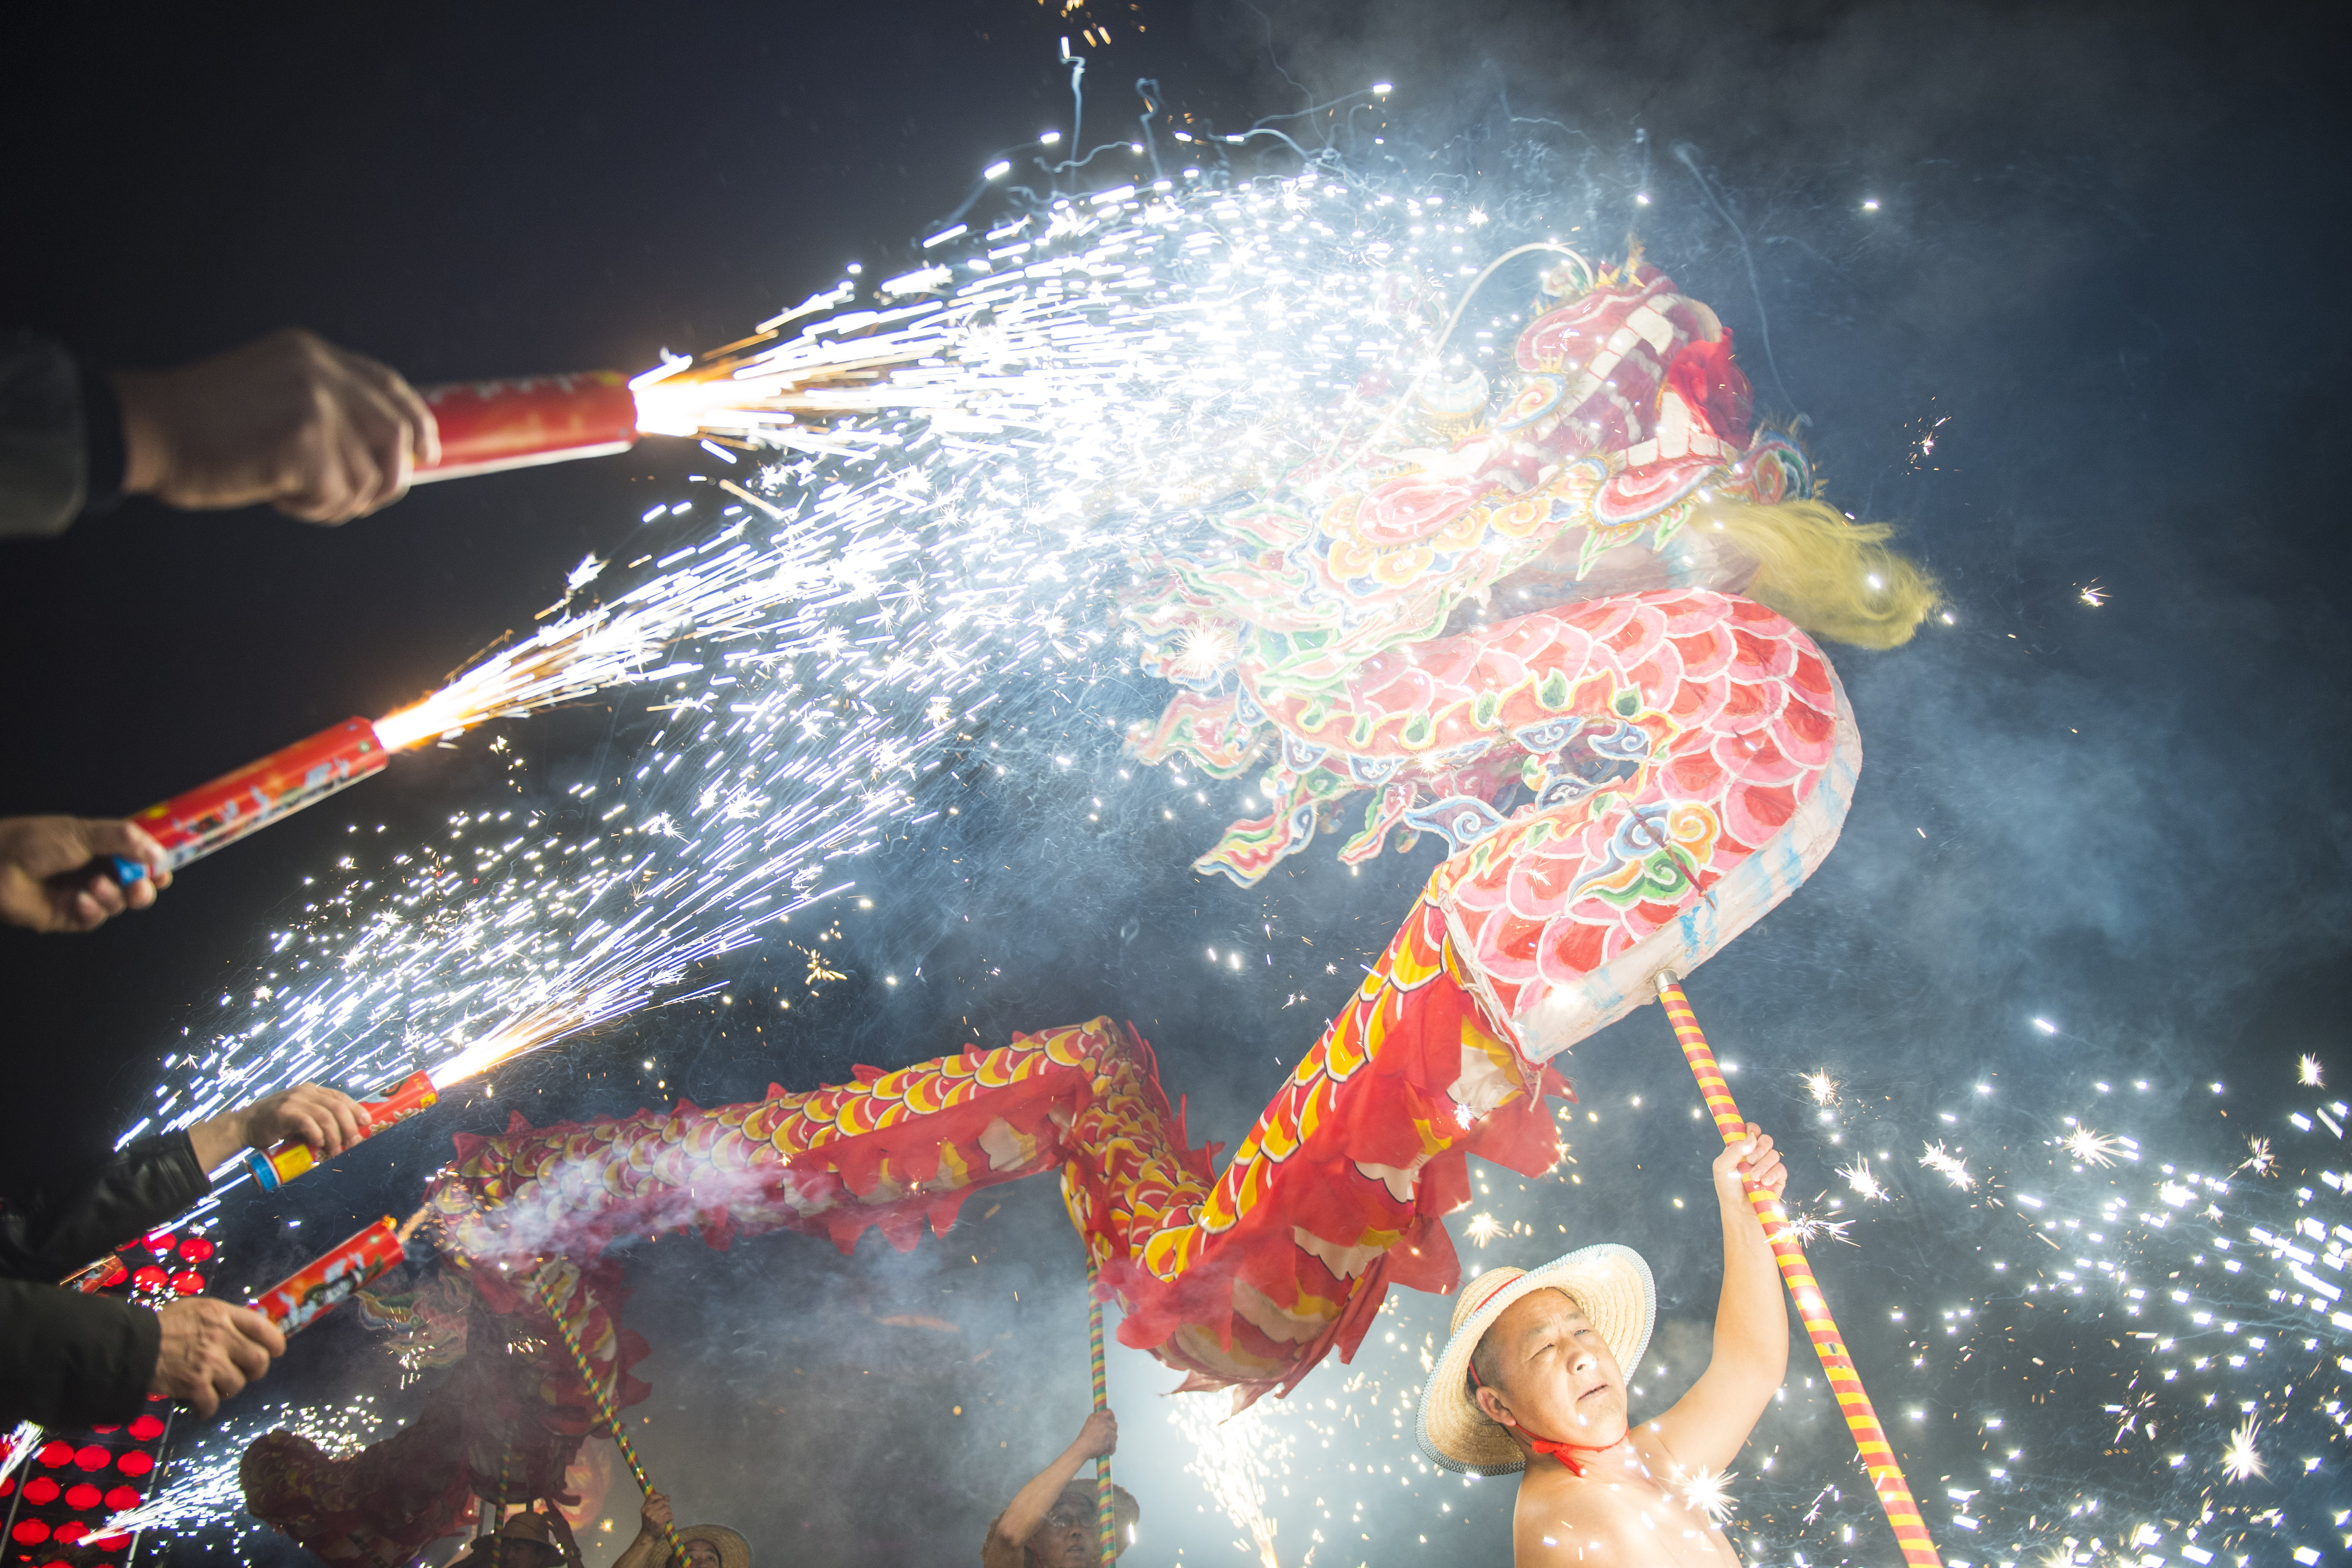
[0,329,129,539]
[0,1279,162,1427]
[0,1131,212,1282]
[0,1131,211,1426]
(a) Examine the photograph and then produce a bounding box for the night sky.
[4,2,2349,1563]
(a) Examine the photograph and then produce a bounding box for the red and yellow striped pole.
[528,1264,686,1568]
[1655,973,1942,1568]
[1086,1258,1116,1565]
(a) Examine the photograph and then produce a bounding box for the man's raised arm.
[1648,1125,1791,1475]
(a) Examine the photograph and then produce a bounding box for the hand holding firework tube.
[148,1296,286,1418]
[0,814,171,932]
[236,1072,437,1191]
[113,329,441,524]
[185,1082,377,1179]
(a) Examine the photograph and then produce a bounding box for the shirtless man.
[1416,1125,1790,1565]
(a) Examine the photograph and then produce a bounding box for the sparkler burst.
[2219,1417,2265,1481]
[1674,1465,1739,1525]
[1465,1211,1504,1247]
[1173,1392,1291,1568]
[2300,1054,2324,1087]
[1837,1157,1887,1203]
[1919,1141,1974,1190]
[2058,1124,2123,1167]
[1802,1069,1840,1106]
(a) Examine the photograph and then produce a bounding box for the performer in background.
[614,1489,751,1568]
[1417,1127,1791,1566]
[0,1082,370,1426]
[983,1408,1140,1568]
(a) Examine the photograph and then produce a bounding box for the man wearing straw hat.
[983,1408,1141,1566]
[612,1488,751,1568]
[1417,1125,1790,1565]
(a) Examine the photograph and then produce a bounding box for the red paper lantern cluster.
[4,1228,218,1565]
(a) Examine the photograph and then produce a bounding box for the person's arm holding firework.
[1643,1126,1793,1476]
[3,326,436,538]
[0,814,172,931]
[113,328,439,524]
[0,1082,361,1426]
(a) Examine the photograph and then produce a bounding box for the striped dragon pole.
[1654,974,1943,1567]
[528,1264,686,1568]
[1087,1258,1115,1566]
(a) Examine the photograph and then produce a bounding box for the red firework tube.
[242,1070,439,1192]
[122,716,389,875]
[412,371,639,482]
[251,1217,406,1336]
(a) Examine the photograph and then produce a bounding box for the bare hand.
[0,816,171,933]
[114,329,440,524]
[186,1082,371,1172]
[244,1082,373,1157]
[640,1489,673,1534]
[1713,1124,1787,1200]
[149,1297,285,1416]
[1072,1407,1118,1460]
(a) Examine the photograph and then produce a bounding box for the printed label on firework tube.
[131,717,389,872]
[243,1071,438,1191]
[414,371,638,482]
[253,1217,404,1335]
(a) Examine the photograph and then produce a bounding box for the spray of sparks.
[1838,1157,1888,1203]
[1674,1465,1739,1526]
[2058,1124,2126,1168]
[2301,1054,2325,1087]
[2219,1417,2265,1482]
[93,1397,391,1538]
[1919,1141,1975,1190]
[1172,1392,1292,1568]
[2077,580,2108,607]
[1465,1211,1504,1248]
[1802,1070,1840,1106]
[136,166,1519,1151]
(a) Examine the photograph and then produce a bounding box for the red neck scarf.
[1467,1361,1621,1476]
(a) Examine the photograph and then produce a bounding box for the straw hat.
[675,1524,751,1568]
[1415,1244,1656,1476]
[1049,1481,1141,1558]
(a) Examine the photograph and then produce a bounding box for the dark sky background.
[5,0,2350,1563]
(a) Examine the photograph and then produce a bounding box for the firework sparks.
[1676,1465,1739,1526]
[137,171,1495,1151]
[2219,1417,2265,1482]
[2077,580,2107,607]
[1801,1069,1840,1106]
[1837,1157,1888,1203]
[2058,1124,2123,1167]
[1465,1211,1504,1248]
[1919,1141,1974,1190]
[1172,1392,1289,1568]
[2300,1054,2324,1086]
[2237,1136,2275,1177]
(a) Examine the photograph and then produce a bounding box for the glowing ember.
[2219,1417,2265,1482]
[2058,1125,2123,1167]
